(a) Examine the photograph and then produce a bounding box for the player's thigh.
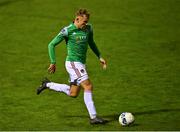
[80,79,93,91]
[65,61,88,86]
[70,85,81,97]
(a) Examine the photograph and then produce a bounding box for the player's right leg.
[37,77,50,95]
[37,77,70,95]
[69,84,81,97]
[37,78,81,97]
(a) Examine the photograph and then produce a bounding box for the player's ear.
[75,16,80,22]
[76,18,79,22]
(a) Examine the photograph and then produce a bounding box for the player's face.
[76,15,89,29]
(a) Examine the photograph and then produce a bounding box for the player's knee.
[84,83,93,91]
[69,85,80,98]
[70,92,78,98]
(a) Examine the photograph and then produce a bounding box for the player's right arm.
[48,27,68,73]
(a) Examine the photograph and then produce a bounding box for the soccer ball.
[119,112,135,126]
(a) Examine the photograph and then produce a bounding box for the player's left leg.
[80,79,108,124]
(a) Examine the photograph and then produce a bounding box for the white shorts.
[65,61,89,86]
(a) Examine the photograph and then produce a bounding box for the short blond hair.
[75,8,90,19]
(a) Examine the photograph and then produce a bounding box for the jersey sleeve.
[48,27,68,64]
[88,25,101,59]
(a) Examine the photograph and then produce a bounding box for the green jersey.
[48,23,100,64]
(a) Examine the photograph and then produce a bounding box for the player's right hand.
[48,64,56,74]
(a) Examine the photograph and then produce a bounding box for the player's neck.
[74,21,80,29]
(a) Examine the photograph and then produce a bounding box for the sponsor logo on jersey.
[76,36,87,42]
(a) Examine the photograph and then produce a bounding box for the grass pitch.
[0,0,180,130]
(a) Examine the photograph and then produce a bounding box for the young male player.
[37,8,107,124]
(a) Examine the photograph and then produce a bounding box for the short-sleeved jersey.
[48,23,100,64]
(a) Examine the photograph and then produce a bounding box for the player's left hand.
[99,57,107,70]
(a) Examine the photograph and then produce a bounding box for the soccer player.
[37,8,107,124]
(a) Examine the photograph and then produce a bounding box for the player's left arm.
[88,25,107,70]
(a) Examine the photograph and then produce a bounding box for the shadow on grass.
[63,115,88,118]
[103,108,180,123]
[62,108,180,126]
[0,0,22,7]
[133,108,180,115]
